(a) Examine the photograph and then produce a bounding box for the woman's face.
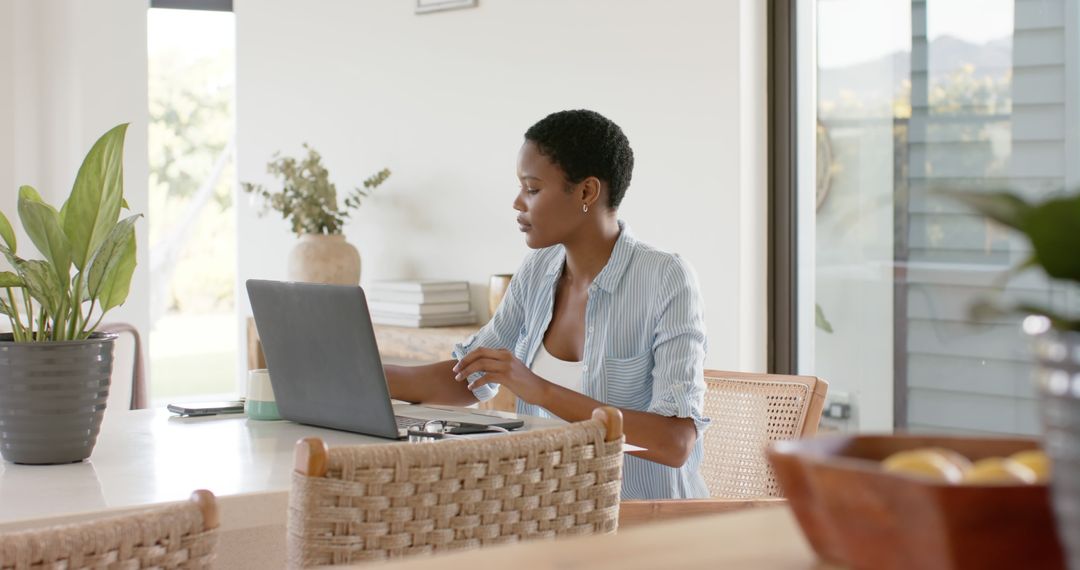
[513,140,587,249]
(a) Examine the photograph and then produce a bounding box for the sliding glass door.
[797,0,1079,434]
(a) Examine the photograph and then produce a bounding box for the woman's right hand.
[453,347,551,406]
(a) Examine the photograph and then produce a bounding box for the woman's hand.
[454,348,697,468]
[453,348,549,406]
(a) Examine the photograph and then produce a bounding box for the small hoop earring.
[583,203,589,214]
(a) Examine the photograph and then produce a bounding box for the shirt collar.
[542,220,636,293]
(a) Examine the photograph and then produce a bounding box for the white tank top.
[531,342,584,394]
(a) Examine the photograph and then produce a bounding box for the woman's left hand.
[453,348,549,405]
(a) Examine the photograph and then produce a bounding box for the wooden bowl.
[766,434,1066,570]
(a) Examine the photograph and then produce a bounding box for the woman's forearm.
[536,383,698,468]
[387,360,698,467]
[384,360,479,407]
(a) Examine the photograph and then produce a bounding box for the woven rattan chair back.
[0,490,218,570]
[288,407,624,568]
[700,370,828,498]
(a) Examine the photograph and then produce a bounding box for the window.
[147,6,237,402]
[790,0,1079,434]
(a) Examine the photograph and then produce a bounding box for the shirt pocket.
[602,351,653,408]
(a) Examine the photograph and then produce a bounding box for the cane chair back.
[288,407,624,568]
[0,490,218,569]
[699,370,828,498]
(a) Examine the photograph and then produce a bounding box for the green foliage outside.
[0,125,140,342]
[242,145,391,236]
[149,41,235,314]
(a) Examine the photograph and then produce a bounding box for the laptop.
[246,279,524,439]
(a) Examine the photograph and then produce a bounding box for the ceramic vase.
[287,233,361,285]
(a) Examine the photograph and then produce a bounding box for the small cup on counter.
[245,369,281,421]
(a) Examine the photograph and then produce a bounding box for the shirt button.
[588,326,594,333]
[582,364,589,372]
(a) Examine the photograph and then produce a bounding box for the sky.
[818,0,1014,69]
[148,8,235,61]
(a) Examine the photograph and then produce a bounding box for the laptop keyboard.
[395,416,430,430]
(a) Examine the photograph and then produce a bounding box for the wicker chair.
[0,490,219,569]
[620,370,828,527]
[288,407,624,568]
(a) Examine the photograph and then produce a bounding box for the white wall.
[235,0,768,377]
[0,0,768,401]
[0,2,13,218]
[0,0,149,410]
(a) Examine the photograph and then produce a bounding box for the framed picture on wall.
[416,0,477,14]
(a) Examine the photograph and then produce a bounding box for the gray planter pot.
[0,332,116,464]
[1033,329,1080,570]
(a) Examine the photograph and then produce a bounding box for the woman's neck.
[561,214,621,287]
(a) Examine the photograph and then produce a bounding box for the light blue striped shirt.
[453,222,710,499]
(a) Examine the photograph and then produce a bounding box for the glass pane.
[810,0,1078,434]
[147,8,237,403]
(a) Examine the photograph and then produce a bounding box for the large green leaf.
[941,190,1031,231]
[0,271,24,287]
[0,244,22,272]
[1022,194,1080,282]
[86,214,139,303]
[94,229,136,313]
[18,259,63,318]
[18,186,72,286]
[63,123,127,270]
[79,276,91,303]
[0,208,15,251]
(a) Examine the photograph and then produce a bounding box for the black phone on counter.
[167,400,245,417]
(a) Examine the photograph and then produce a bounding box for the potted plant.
[0,123,139,464]
[948,189,1080,569]
[242,144,390,285]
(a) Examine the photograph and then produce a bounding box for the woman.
[386,109,709,499]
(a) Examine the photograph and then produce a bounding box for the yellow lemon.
[1008,450,1051,483]
[961,457,1037,484]
[881,450,964,483]
[922,447,973,472]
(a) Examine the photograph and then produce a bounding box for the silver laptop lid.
[246,279,401,439]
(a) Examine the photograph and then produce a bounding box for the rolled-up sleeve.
[646,255,710,434]
[452,262,530,402]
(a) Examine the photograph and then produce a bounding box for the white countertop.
[0,405,560,527]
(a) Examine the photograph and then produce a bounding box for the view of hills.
[819,35,1012,105]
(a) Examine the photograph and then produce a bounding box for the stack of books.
[367,280,476,327]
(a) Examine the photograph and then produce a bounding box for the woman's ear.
[580,176,603,210]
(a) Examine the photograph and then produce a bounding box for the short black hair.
[524,109,634,209]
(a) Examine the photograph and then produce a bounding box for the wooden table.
[342,506,828,570]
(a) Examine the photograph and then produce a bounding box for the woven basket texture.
[289,417,623,567]
[0,501,216,569]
